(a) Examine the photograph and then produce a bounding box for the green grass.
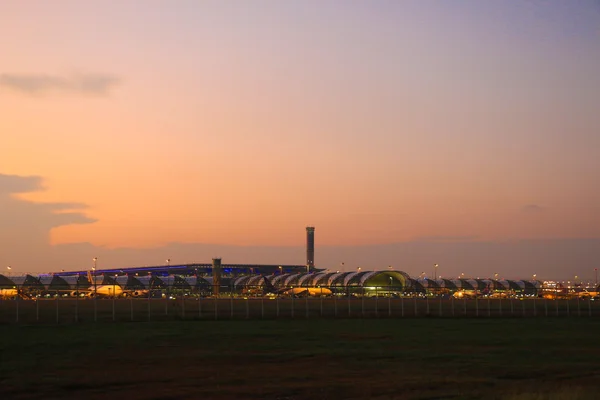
[1,319,600,399]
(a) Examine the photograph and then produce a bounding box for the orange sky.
[1,2,599,276]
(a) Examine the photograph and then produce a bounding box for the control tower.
[306,226,315,269]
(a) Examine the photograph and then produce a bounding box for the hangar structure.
[0,269,544,298]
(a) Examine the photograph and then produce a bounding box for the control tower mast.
[306,226,315,270]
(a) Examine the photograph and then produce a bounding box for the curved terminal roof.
[0,272,543,294]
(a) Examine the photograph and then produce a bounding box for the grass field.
[1,318,600,399]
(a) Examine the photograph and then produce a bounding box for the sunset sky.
[1,1,599,279]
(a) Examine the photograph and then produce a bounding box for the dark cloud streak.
[0,73,120,95]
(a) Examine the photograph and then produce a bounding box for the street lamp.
[6,266,11,276]
[595,268,598,287]
[434,264,438,280]
[92,257,98,293]
[166,259,171,266]
[278,266,283,275]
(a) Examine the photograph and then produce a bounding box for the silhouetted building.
[306,226,315,269]
[212,258,221,296]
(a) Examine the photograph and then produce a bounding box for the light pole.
[279,266,283,275]
[434,264,438,281]
[6,266,11,276]
[113,274,117,321]
[92,257,98,322]
[595,268,598,287]
[166,259,171,267]
[92,257,98,294]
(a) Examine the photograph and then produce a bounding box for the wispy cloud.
[0,73,120,95]
[412,235,480,243]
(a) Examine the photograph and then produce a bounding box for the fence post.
[16,294,19,323]
[305,290,309,319]
[567,299,570,317]
[439,294,443,317]
[401,295,404,317]
[276,295,280,318]
[487,297,491,317]
[510,298,514,316]
[130,296,134,322]
[56,292,59,324]
[347,292,351,317]
[320,291,323,317]
[577,297,581,317]
[215,295,219,320]
[361,288,365,318]
[499,297,502,317]
[112,283,116,322]
[375,287,379,318]
[36,296,39,322]
[414,295,418,316]
[181,290,185,320]
[245,297,249,319]
[334,290,337,317]
[198,294,202,319]
[589,297,592,317]
[230,286,234,319]
[75,280,79,323]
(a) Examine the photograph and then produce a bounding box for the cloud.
[521,204,545,213]
[412,235,480,243]
[0,173,96,271]
[0,174,44,194]
[0,73,120,95]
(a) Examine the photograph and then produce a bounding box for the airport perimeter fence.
[1,285,599,324]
